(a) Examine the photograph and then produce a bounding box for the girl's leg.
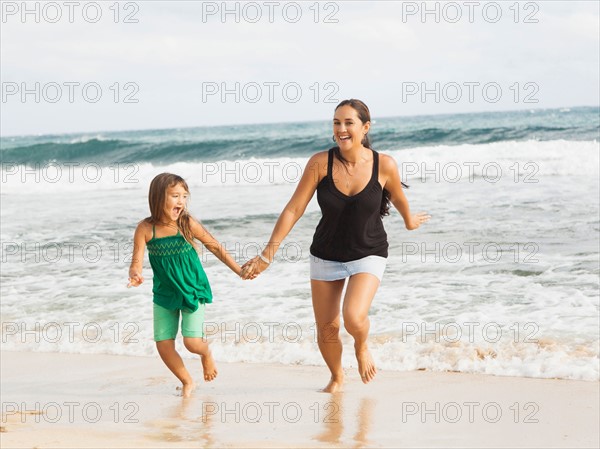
[155,339,195,397]
[311,279,346,393]
[183,337,218,382]
[154,304,195,397]
[181,304,217,382]
[342,273,380,383]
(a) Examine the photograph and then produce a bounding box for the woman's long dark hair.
[333,99,408,217]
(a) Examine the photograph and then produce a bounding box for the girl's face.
[163,183,189,223]
[333,105,370,150]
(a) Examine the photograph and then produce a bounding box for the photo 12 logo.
[401,81,539,104]
[201,400,341,424]
[2,82,140,104]
[401,401,540,424]
[1,321,141,345]
[201,81,339,104]
[400,161,540,184]
[1,1,140,24]
[2,401,139,424]
[1,162,139,185]
[200,1,340,24]
[400,241,540,264]
[400,2,540,24]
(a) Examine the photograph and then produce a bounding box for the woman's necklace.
[342,151,369,189]
[344,165,354,188]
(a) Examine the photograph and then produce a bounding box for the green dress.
[147,225,212,312]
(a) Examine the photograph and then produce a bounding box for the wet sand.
[1,350,598,448]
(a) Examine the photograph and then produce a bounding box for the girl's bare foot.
[181,381,196,398]
[201,353,218,381]
[321,374,344,393]
[356,347,376,384]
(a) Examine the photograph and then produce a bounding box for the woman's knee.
[317,321,341,343]
[343,314,368,335]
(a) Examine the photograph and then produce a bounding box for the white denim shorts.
[309,255,387,282]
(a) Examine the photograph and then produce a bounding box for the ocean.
[1,106,599,381]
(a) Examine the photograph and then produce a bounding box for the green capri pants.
[153,303,205,341]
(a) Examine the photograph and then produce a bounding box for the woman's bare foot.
[181,381,196,398]
[356,347,376,384]
[321,374,344,393]
[201,352,218,381]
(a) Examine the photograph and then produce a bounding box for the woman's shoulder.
[303,150,330,171]
[309,150,330,162]
[377,152,399,173]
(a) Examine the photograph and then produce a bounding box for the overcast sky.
[1,1,599,136]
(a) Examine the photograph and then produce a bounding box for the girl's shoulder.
[187,215,202,230]
[137,218,153,230]
[136,219,154,242]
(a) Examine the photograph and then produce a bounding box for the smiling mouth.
[339,135,351,141]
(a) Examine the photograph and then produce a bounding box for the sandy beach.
[1,350,598,448]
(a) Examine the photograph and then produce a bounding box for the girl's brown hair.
[333,99,408,217]
[144,173,197,247]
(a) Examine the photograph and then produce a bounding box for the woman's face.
[163,182,189,222]
[333,105,370,150]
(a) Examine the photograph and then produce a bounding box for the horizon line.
[1,104,598,140]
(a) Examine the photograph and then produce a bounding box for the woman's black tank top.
[309,147,388,262]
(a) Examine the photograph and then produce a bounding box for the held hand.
[240,260,258,280]
[240,259,257,280]
[127,272,144,288]
[406,212,431,230]
[241,256,269,280]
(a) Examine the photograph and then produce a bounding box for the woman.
[242,99,430,393]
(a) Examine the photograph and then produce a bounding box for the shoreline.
[1,350,599,448]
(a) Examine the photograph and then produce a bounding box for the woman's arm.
[191,218,243,277]
[380,154,430,230]
[128,222,149,287]
[263,152,325,260]
[243,152,326,277]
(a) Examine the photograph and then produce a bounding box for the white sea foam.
[1,139,598,194]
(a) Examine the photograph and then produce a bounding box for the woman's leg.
[311,278,346,393]
[156,339,195,397]
[342,273,380,383]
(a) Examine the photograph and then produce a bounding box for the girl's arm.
[244,152,325,276]
[128,222,149,287]
[380,154,430,230]
[191,218,243,277]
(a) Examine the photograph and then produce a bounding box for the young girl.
[128,173,243,398]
